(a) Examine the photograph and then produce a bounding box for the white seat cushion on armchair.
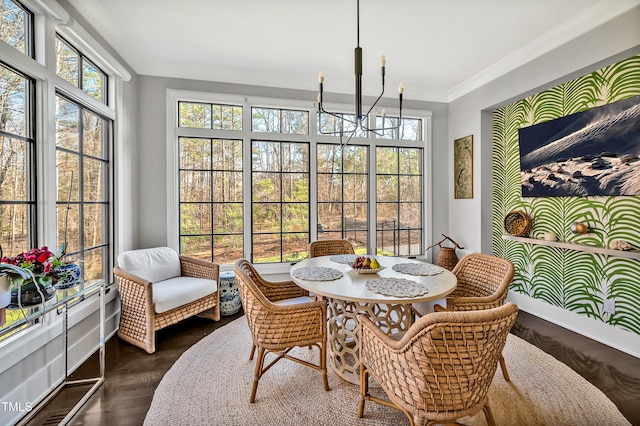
[153,276,217,314]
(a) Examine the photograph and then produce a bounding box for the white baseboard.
[508,292,640,358]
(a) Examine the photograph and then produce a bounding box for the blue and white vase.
[219,271,241,316]
[54,263,81,289]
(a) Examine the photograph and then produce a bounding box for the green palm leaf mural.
[492,54,640,336]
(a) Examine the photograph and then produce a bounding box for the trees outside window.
[173,95,426,265]
[56,36,107,104]
[317,144,368,252]
[179,137,243,264]
[0,63,34,256]
[0,0,32,57]
[376,147,423,256]
[252,141,309,263]
[55,95,110,284]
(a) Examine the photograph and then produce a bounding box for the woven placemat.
[329,254,358,264]
[392,263,444,276]
[292,266,343,281]
[365,277,429,297]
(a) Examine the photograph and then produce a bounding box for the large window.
[252,141,309,263]
[317,144,368,252]
[179,101,242,130]
[0,63,34,256]
[55,95,111,284]
[56,35,107,104]
[172,94,427,265]
[376,116,422,141]
[0,0,32,57]
[179,137,243,264]
[376,147,423,256]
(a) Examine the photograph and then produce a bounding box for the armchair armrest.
[179,255,220,281]
[114,265,154,318]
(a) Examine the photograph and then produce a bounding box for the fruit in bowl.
[351,256,381,270]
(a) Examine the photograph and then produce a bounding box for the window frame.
[167,90,432,273]
[0,0,34,58]
[55,34,108,105]
[0,61,37,255]
[54,92,112,288]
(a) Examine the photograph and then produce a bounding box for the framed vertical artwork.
[454,135,473,199]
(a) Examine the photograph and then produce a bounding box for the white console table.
[0,280,106,426]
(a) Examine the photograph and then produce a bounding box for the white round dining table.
[290,255,457,384]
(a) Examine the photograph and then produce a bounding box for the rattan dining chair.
[358,302,518,426]
[308,239,355,258]
[234,258,330,403]
[432,253,515,381]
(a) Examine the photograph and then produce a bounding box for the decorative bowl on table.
[350,256,385,274]
[353,266,385,274]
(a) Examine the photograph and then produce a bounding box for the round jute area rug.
[144,317,630,426]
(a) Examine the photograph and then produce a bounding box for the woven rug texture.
[143,317,630,426]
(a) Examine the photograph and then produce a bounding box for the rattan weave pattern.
[309,239,355,258]
[359,303,518,426]
[442,253,514,311]
[234,259,329,402]
[432,253,515,382]
[115,255,220,354]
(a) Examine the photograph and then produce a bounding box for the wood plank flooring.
[25,310,640,426]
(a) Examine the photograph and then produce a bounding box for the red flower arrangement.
[1,246,65,286]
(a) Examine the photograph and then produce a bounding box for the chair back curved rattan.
[234,259,329,403]
[434,253,515,381]
[443,253,515,311]
[358,302,519,426]
[308,239,355,258]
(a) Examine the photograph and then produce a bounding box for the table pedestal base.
[327,298,413,385]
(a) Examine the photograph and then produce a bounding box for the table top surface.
[290,256,457,304]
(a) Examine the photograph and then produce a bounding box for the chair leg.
[321,339,329,391]
[358,363,368,418]
[249,343,256,361]
[483,403,496,426]
[250,347,266,403]
[499,353,510,382]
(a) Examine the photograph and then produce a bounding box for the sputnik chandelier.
[317,0,404,146]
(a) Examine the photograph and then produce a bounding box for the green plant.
[1,246,67,287]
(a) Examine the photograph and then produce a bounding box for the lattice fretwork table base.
[327,297,413,385]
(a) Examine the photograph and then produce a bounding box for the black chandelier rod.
[317,0,404,142]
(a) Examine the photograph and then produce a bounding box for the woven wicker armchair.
[114,247,220,354]
[435,253,514,312]
[309,239,355,258]
[432,253,515,381]
[234,258,329,403]
[359,302,518,426]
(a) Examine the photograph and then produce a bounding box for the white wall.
[447,7,640,356]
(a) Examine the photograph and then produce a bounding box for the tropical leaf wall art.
[492,54,640,335]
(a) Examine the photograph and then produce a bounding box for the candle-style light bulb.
[317,92,321,103]
[380,55,386,67]
[398,83,404,94]
[381,108,386,118]
[318,71,324,83]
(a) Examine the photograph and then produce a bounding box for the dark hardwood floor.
[25,310,640,426]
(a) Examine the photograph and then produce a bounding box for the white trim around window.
[166,89,432,274]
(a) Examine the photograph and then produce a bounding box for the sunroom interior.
[1,0,639,425]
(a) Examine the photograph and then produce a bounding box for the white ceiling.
[67,0,640,102]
